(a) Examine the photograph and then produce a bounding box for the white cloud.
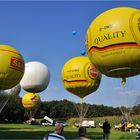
[121,90,140,97]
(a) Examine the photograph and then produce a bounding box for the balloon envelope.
[86,7,140,79]
[72,31,77,35]
[22,92,41,110]
[80,50,86,56]
[61,56,101,98]
[0,44,25,90]
[0,84,21,112]
[20,61,50,93]
[0,84,21,99]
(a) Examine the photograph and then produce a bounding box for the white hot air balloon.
[0,84,21,113]
[20,61,50,93]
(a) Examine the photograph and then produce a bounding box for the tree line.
[0,97,140,123]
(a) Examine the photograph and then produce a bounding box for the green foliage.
[1,97,140,124]
[67,115,140,128]
[132,104,140,114]
[93,116,122,127]
[37,99,77,118]
[131,114,140,124]
[0,97,25,122]
[67,118,79,126]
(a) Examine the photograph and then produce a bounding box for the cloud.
[121,89,140,97]
[112,86,140,97]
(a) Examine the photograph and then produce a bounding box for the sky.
[1,1,140,107]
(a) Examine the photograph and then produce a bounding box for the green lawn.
[0,123,136,139]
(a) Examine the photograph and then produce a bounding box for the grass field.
[0,123,136,139]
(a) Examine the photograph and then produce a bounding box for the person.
[102,119,111,140]
[120,117,127,131]
[136,128,140,140]
[43,123,66,140]
[78,126,90,140]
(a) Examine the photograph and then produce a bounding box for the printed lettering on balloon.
[10,57,24,72]
[94,31,126,45]
[88,64,98,79]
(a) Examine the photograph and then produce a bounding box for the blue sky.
[1,1,140,107]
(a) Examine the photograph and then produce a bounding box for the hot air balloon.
[20,61,50,93]
[62,56,101,99]
[20,61,50,121]
[0,84,21,113]
[61,56,101,123]
[80,49,86,56]
[22,92,41,110]
[86,7,140,84]
[0,44,25,90]
[72,31,77,36]
[22,92,41,120]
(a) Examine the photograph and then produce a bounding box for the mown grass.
[0,123,136,139]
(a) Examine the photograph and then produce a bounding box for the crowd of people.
[42,119,140,140]
[43,119,111,140]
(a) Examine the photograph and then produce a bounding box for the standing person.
[102,119,111,140]
[43,123,66,140]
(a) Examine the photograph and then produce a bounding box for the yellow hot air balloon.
[61,56,101,98]
[0,44,25,89]
[22,92,41,110]
[86,7,140,84]
[62,56,101,124]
